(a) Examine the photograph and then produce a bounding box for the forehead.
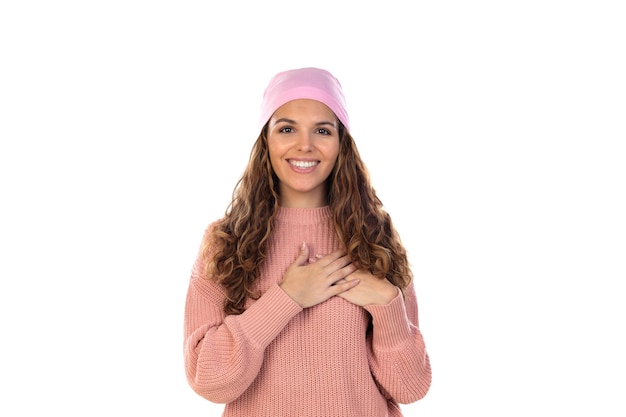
[271,99,337,121]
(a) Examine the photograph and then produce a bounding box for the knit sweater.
[184,206,431,417]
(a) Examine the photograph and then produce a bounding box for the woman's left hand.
[335,269,399,306]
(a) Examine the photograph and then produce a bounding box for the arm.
[363,282,432,404]
[183,250,302,404]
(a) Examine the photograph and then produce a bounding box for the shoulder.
[200,218,226,247]
[191,218,226,278]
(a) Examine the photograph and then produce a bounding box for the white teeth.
[289,160,318,168]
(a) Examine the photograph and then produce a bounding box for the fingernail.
[301,241,306,250]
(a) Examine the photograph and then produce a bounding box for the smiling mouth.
[288,160,319,168]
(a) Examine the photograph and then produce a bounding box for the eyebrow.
[271,118,337,129]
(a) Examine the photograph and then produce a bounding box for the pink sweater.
[184,207,431,416]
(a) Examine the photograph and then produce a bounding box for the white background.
[1,1,624,416]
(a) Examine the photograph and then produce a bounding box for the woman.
[184,67,431,416]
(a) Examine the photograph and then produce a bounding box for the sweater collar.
[275,206,332,225]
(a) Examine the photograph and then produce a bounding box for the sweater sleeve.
[183,234,302,404]
[363,282,432,404]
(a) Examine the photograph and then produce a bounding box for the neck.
[278,189,328,208]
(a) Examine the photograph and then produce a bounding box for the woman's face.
[267,99,340,208]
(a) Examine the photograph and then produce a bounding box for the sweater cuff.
[235,283,302,349]
[364,289,413,351]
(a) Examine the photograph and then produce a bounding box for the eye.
[278,126,294,133]
[316,128,331,135]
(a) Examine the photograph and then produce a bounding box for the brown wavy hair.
[202,123,413,315]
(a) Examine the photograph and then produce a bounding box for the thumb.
[294,241,309,265]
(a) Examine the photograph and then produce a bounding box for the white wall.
[1,1,624,415]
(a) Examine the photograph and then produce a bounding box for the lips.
[288,160,319,168]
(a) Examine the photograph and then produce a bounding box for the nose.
[296,131,313,151]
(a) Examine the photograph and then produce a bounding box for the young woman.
[184,67,431,416]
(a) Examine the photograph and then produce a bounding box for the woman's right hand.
[279,242,359,308]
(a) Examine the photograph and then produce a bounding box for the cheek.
[267,142,282,165]
[268,152,281,172]
[268,137,289,155]
[268,152,290,179]
[326,143,340,164]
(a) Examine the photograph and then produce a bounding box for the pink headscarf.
[258,67,350,133]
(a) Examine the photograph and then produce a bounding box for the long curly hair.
[202,123,413,315]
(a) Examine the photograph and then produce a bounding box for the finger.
[326,263,357,284]
[308,253,323,263]
[318,251,352,270]
[330,278,360,295]
[325,254,353,271]
[294,241,310,266]
[317,249,346,265]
